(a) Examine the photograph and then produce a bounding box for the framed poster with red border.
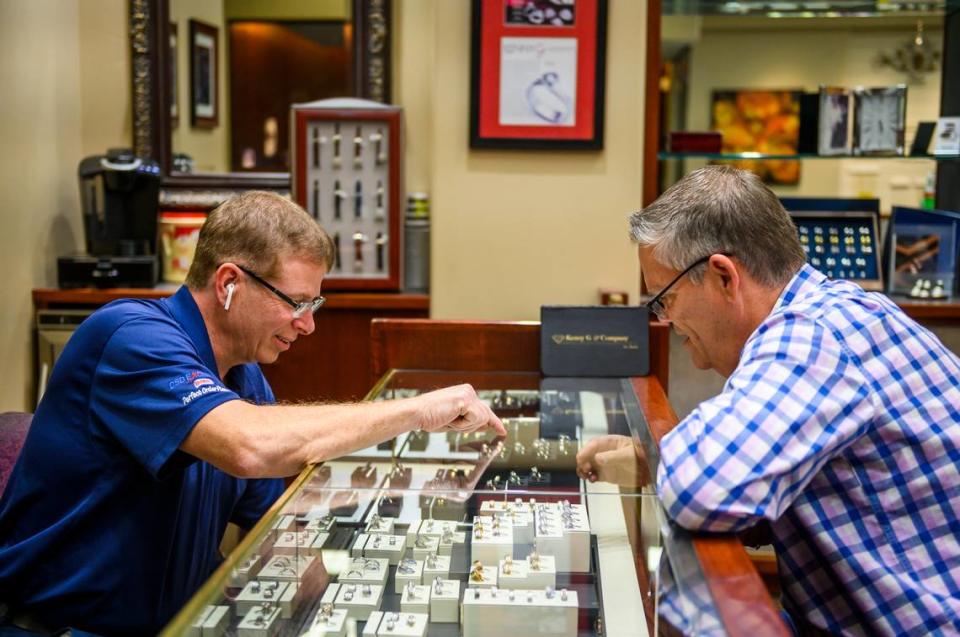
[470,0,607,150]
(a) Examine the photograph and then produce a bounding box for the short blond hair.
[185,191,335,289]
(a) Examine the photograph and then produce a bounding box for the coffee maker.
[58,148,161,288]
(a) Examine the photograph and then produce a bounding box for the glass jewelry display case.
[163,367,785,636]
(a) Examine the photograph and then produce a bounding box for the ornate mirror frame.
[129,0,392,204]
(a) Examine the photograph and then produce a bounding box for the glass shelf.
[661,0,946,17]
[658,151,954,160]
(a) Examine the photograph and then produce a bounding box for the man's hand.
[416,384,506,436]
[576,434,650,487]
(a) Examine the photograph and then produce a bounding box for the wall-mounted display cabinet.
[644,1,955,210]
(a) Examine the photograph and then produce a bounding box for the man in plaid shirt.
[577,166,960,635]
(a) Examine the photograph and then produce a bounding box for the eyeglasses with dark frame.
[645,253,732,321]
[235,264,326,319]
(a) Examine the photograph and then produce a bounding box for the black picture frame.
[169,22,178,128]
[189,19,218,129]
[469,0,608,150]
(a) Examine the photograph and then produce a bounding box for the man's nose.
[293,311,316,336]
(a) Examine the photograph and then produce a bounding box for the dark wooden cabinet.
[32,288,428,403]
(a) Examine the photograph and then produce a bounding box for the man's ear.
[708,254,740,300]
[213,263,242,307]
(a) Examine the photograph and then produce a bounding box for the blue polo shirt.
[0,287,284,635]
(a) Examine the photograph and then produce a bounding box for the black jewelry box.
[540,306,650,377]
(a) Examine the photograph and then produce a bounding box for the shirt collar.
[772,263,827,313]
[162,286,220,379]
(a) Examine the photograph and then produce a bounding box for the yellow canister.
[158,212,206,284]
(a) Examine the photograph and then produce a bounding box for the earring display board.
[292,99,403,291]
[781,197,884,292]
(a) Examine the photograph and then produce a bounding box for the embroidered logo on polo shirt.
[181,384,227,405]
[193,378,214,388]
[168,370,203,390]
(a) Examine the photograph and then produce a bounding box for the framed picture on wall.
[852,85,906,156]
[189,19,218,129]
[817,86,850,156]
[710,89,802,185]
[469,0,608,149]
[170,22,178,128]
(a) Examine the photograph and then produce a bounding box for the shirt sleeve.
[90,318,242,480]
[656,312,876,532]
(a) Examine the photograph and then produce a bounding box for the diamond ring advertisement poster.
[499,37,578,127]
[471,0,607,149]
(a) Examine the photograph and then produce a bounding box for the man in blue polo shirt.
[0,191,504,635]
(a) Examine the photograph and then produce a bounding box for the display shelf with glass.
[658,152,960,161]
[161,370,787,636]
[645,1,950,207]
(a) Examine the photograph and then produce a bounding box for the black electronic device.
[781,198,883,291]
[57,254,158,289]
[59,148,161,288]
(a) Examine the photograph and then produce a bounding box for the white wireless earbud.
[224,283,236,310]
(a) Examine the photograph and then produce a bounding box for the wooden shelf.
[894,298,960,321]
[32,287,429,312]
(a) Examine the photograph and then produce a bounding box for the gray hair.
[630,166,806,287]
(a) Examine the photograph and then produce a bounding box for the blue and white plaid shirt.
[657,264,960,635]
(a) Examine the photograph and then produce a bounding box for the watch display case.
[291,99,403,291]
[163,370,781,636]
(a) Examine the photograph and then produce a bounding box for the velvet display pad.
[540,306,650,377]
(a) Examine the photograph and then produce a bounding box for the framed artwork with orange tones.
[710,89,801,185]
